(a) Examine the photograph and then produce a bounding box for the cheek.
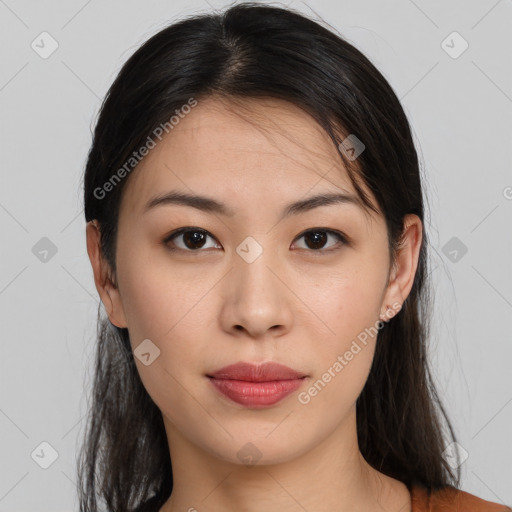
[298,265,384,400]
[295,284,379,426]
[117,254,213,421]
[311,262,384,346]
[116,248,220,392]
[117,244,206,340]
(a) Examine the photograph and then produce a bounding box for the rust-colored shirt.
[410,484,512,511]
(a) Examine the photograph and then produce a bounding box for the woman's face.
[92,96,418,466]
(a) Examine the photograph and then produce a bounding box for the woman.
[78,3,511,511]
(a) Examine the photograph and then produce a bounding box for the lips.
[207,362,308,408]
[207,361,307,382]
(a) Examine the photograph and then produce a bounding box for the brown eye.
[293,229,347,252]
[164,228,220,251]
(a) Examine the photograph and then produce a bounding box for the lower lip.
[208,377,306,407]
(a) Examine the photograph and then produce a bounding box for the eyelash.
[163,227,348,254]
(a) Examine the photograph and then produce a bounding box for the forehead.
[119,96,375,219]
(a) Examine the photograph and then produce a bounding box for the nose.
[219,247,294,339]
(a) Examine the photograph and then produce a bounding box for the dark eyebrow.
[143,190,364,219]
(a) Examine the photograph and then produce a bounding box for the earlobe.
[86,220,128,328]
[380,214,423,321]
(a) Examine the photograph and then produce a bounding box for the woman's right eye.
[163,227,221,252]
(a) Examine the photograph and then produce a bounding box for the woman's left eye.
[293,229,347,252]
[163,227,347,253]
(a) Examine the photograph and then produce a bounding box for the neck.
[158,408,411,512]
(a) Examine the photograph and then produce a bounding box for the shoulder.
[410,484,512,512]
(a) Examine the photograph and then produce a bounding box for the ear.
[86,220,128,328]
[379,214,423,322]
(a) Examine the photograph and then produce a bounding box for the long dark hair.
[78,3,461,510]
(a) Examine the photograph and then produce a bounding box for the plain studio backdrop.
[0,0,511,510]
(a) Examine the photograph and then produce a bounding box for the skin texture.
[86,96,422,512]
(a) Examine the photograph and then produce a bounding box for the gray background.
[0,0,511,510]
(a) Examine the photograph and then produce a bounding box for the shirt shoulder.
[410,484,512,512]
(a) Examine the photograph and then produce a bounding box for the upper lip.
[207,362,307,382]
